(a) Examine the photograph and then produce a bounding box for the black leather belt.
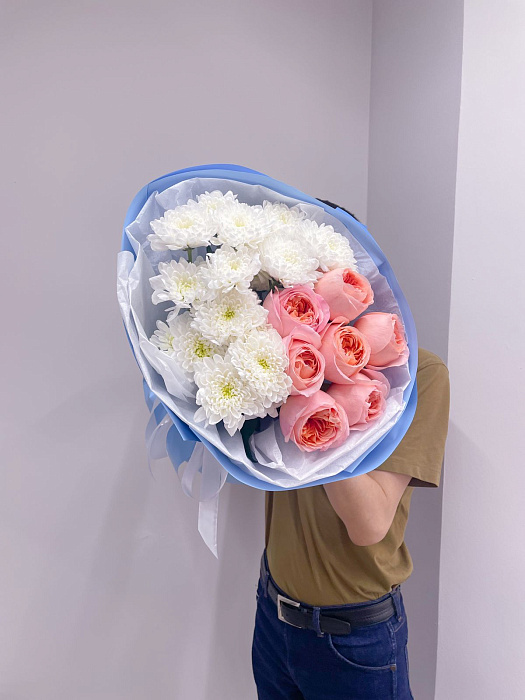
[261,556,398,635]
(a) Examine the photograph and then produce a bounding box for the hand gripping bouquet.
[117,165,418,556]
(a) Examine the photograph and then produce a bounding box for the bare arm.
[323,470,411,546]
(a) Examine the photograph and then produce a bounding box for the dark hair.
[316,199,360,224]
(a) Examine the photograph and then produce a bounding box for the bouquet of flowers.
[117,165,418,555]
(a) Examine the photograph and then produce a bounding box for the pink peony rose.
[319,319,371,384]
[263,286,330,343]
[353,367,391,396]
[327,377,388,431]
[353,312,409,369]
[314,268,374,322]
[283,328,325,397]
[279,390,349,452]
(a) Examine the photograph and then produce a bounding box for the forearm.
[323,475,390,546]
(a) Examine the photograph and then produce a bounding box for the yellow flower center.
[193,339,211,359]
[220,382,238,400]
[177,218,195,229]
[178,279,195,296]
[258,357,270,370]
[222,307,236,320]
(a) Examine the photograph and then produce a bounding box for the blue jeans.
[252,551,414,699]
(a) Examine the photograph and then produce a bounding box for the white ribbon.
[145,404,172,478]
[145,401,228,558]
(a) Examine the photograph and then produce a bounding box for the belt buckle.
[277,593,302,628]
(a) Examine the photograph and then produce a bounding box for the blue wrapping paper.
[120,164,418,492]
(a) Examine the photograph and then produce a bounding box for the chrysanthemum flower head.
[258,232,321,288]
[200,244,262,298]
[196,190,238,218]
[190,288,268,346]
[148,200,215,251]
[261,200,307,228]
[194,355,265,435]
[149,257,206,309]
[226,328,292,414]
[215,200,272,249]
[300,219,358,272]
[150,318,179,355]
[159,311,226,372]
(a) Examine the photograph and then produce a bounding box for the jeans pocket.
[326,620,397,672]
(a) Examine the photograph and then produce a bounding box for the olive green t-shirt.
[265,347,450,606]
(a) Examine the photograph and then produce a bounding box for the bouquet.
[117,164,418,555]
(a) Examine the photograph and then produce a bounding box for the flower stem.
[186,247,193,263]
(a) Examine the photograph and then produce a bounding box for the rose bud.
[353,312,409,369]
[353,367,391,396]
[315,268,374,322]
[327,378,387,431]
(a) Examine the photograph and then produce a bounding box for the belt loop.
[312,607,324,638]
[391,585,403,622]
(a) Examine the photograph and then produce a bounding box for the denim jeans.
[252,551,414,700]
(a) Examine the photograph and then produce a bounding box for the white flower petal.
[300,219,358,272]
[258,230,321,287]
[149,257,206,309]
[261,200,307,228]
[156,312,226,372]
[191,288,268,346]
[148,200,215,251]
[193,356,266,435]
[226,328,292,412]
[215,200,273,249]
[201,244,262,298]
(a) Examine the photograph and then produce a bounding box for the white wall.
[436,2,525,698]
[0,2,372,698]
[367,2,463,698]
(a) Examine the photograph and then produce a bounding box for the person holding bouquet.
[118,170,448,698]
[251,205,451,700]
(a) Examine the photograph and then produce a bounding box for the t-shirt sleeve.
[375,361,450,488]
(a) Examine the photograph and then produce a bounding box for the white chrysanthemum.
[200,245,261,297]
[215,200,272,248]
[147,200,215,251]
[150,317,179,355]
[261,200,307,228]
[194,356,265,435]
[191,288,268,346]
[258,231,321,287]
[159,312,225,371]
[300,219,358,272]
[149,257,206,309]
[196,190,238,217]
[227,329,292,415]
